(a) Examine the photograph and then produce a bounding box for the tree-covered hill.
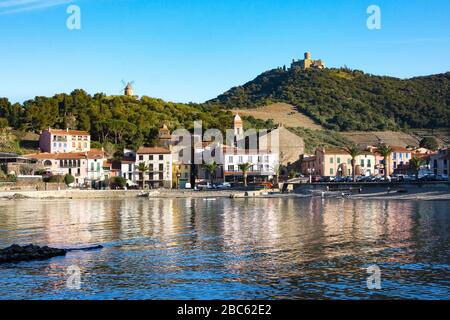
[0,91,233,150]
[206,68,450,131]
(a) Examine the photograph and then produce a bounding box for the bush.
[64,174,75,185]
[90,141,102,149]
[110,176,126,189]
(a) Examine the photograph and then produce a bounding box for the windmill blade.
[121,79,127,86]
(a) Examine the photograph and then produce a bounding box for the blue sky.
[1,0,449,103]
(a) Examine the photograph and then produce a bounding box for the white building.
[223,146,279,182]
[39,128,91,154]
[430,149,449,176]
[136,147,172,188]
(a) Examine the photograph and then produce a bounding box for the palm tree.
[238,162,253,187]
[137,162,149,189]
[203,161,221,186]
[409,157,423,180]
[376,143,393,178]
[271,163,283,186]
[344,144,362,182]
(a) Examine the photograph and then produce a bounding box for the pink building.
[24,149,105,185]
[39,128,90,154]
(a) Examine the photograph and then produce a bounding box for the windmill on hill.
[121,79,135,96]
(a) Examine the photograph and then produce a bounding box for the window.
[91,163,94,171]
[228,165,234,171]
[149,155,154,161]
[347,159,351,165]
[248,156,253,163]
[265,164,270,171]
[159,155,164,161]
[399,153,403,159]
[367,159,371,167]
[238,156,243,163]
[264,156,269,163]
[393,152,397,159]
[258,156,262,163]
[159,173,164,180]
[159,164,164,171]
[97,163,100,171]
[406,153,409,159]
[360,160,364,167]
[128,164,132,171]
[228,156,233,163]
[337,157,341,164]
[330,168,334,175]
[139,155,144,161]
[330,157,334,164]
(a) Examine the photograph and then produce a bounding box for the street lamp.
[307,168,315,183]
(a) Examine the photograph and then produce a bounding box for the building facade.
[313,148,376,177]
[39,128,91,154]
[136,147,172,189]
[24,149,107,186]
[430,149,449,176]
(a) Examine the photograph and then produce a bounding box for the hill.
[0,92,234,151]
[207,68,450,131]
[233,103,322,129]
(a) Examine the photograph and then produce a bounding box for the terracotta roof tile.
[136,147,171,154]
[47,129,90,136]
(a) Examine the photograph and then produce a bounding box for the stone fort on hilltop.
[291,52,326,70]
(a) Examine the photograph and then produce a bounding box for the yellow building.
[172,163,191,189]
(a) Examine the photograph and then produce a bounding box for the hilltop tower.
[124,82,134,96]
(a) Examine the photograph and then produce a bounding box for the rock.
[0,244,67,263]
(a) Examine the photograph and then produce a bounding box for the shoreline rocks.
[0,244,104,263]
[0,244,67,263]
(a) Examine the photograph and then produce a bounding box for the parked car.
[311,176,321,183]
[215,182,231,189]
[197,183,213,190]
[321,176,335,182]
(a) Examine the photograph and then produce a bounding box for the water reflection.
[0,198,448,299]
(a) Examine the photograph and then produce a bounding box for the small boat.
[137,191,158,198]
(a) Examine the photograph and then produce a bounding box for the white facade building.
[136,147,173,188]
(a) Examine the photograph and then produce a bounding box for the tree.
[203,161,221,185]
[420,137,439,150]
[137,162,149,189]
[90,141,102,149]
[238,162,253,186]
[344,144,362,182]
[409,157,423,180]
[110,176,126,189]
[376,143,393,178]
[64,174,75,186]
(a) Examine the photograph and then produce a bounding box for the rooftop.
[136,147,171,155]
[45,128,90,136]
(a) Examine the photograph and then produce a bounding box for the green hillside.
[0,91,233,150]
[206,68,450,131]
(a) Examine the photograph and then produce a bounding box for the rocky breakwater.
[0,244,103,263]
